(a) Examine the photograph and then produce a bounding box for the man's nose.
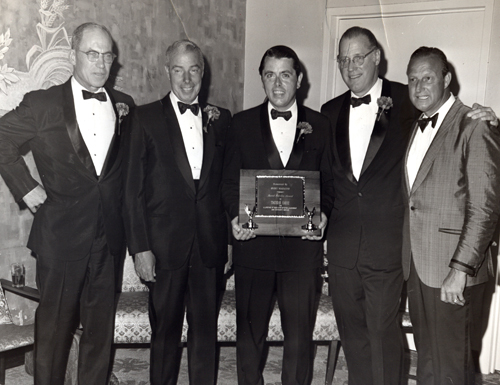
[183,72,191,83]
[95,54,105,68]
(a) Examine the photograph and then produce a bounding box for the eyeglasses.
[79,50,117,64]
[337,47,377,69]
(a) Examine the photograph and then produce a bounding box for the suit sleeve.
[449,118,500,276]
[0,94,41,201]
[221,116,241,220]
[122,110,152,255]
[319,117,334,218]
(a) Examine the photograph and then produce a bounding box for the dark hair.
[339,26,379,51]
[407,46,450,78]
[71,22,112,50]
[258,45,302,77]
[166,40,204,71]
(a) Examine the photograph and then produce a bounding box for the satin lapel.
[359,80,390,176]
[260,104,284,169]
[404,121,419,195]
[411,100,460,194]
[62,81,97,179]
[286,105,305,169]
[198,104,215,191]
[99,87,120,180]
[161,96,196,194]
[336,95,356,184]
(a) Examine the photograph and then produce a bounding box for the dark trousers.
[408,259,482,385]
[328,258,404,385]
[148,241,224,385]
[34,223,116,385]
[235,266,322,385]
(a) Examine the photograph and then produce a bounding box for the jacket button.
[358,192,363,197]
[410,206,415,210]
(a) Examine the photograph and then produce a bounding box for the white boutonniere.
[296,122,313,143]
[116,103,129,123]
[203,105,221,133]
[376,96,393,121]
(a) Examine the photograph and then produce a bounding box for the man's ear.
[297,73,303,89]
[374,48,381,66]
[444,71,452,90]
[164,65,170,80]
[69,49,76,66]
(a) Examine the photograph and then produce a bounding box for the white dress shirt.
[170,92,204,180]
[349,78,383,180]
[71,77,116,176]
[268,101,298,167]
[407,94,455,189]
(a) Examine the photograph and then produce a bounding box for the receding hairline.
[71,22,113,50]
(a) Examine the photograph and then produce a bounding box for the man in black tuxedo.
[320,26,498,385]
[0,22,134,385]
[122,40,231,385]
[222,45,334,385]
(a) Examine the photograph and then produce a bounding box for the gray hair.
[165,40,204,71]
[71,22,113,50]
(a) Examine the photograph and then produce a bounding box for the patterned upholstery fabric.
[0,323,35,352]
[0,282,13,325]
[115,254,340,343]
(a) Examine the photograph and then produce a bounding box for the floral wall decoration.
[0,0,246,323]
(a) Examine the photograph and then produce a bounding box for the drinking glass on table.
[10,263,25,288]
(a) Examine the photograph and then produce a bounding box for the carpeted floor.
[5,344,500,384]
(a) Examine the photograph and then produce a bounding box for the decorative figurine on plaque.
[242,204,259,229]
[301,206,318,231]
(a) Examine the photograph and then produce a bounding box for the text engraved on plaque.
[256,176,305,217]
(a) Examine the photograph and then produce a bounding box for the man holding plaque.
[320,26,498,385]
[122,40,231,385]
[222,45,334,385]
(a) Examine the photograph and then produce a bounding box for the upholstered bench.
[114,254,341,384]
[0,279,38,385]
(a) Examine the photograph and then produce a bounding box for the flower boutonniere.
[376,96,393,121]
[296,122,313,143]
[203,105,220,133]
[116,103,130,124]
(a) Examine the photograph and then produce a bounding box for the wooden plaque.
[239,169,321,236]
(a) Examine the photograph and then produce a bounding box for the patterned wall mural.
[0,0,246,323]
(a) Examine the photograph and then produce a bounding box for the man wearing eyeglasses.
[0,22,134,385]
[320,26,497,385]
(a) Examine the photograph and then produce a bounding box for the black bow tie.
[417,114,439,132]
[271,109,292,121]
[178,102,200,115]
[350,94,371,108]
[82,90,107,102]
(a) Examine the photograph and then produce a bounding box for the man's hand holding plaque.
[301,211,327,241]
[231,216,256,241]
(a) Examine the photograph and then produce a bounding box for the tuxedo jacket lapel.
[62,81,97,179]
[336,94,356,184]
[199,104,215,191]
[99,87,121,180]
[409,100,461,194]
[161,95,196,194]
[260,104,284,169]
[286,105,305,170]
[359,80,390,176]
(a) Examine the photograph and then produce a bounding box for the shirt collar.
[71,76,106,99]
[170,92,200,115]
[420,93,455,130]
[267,99,298,117]
[350,78,383,101]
